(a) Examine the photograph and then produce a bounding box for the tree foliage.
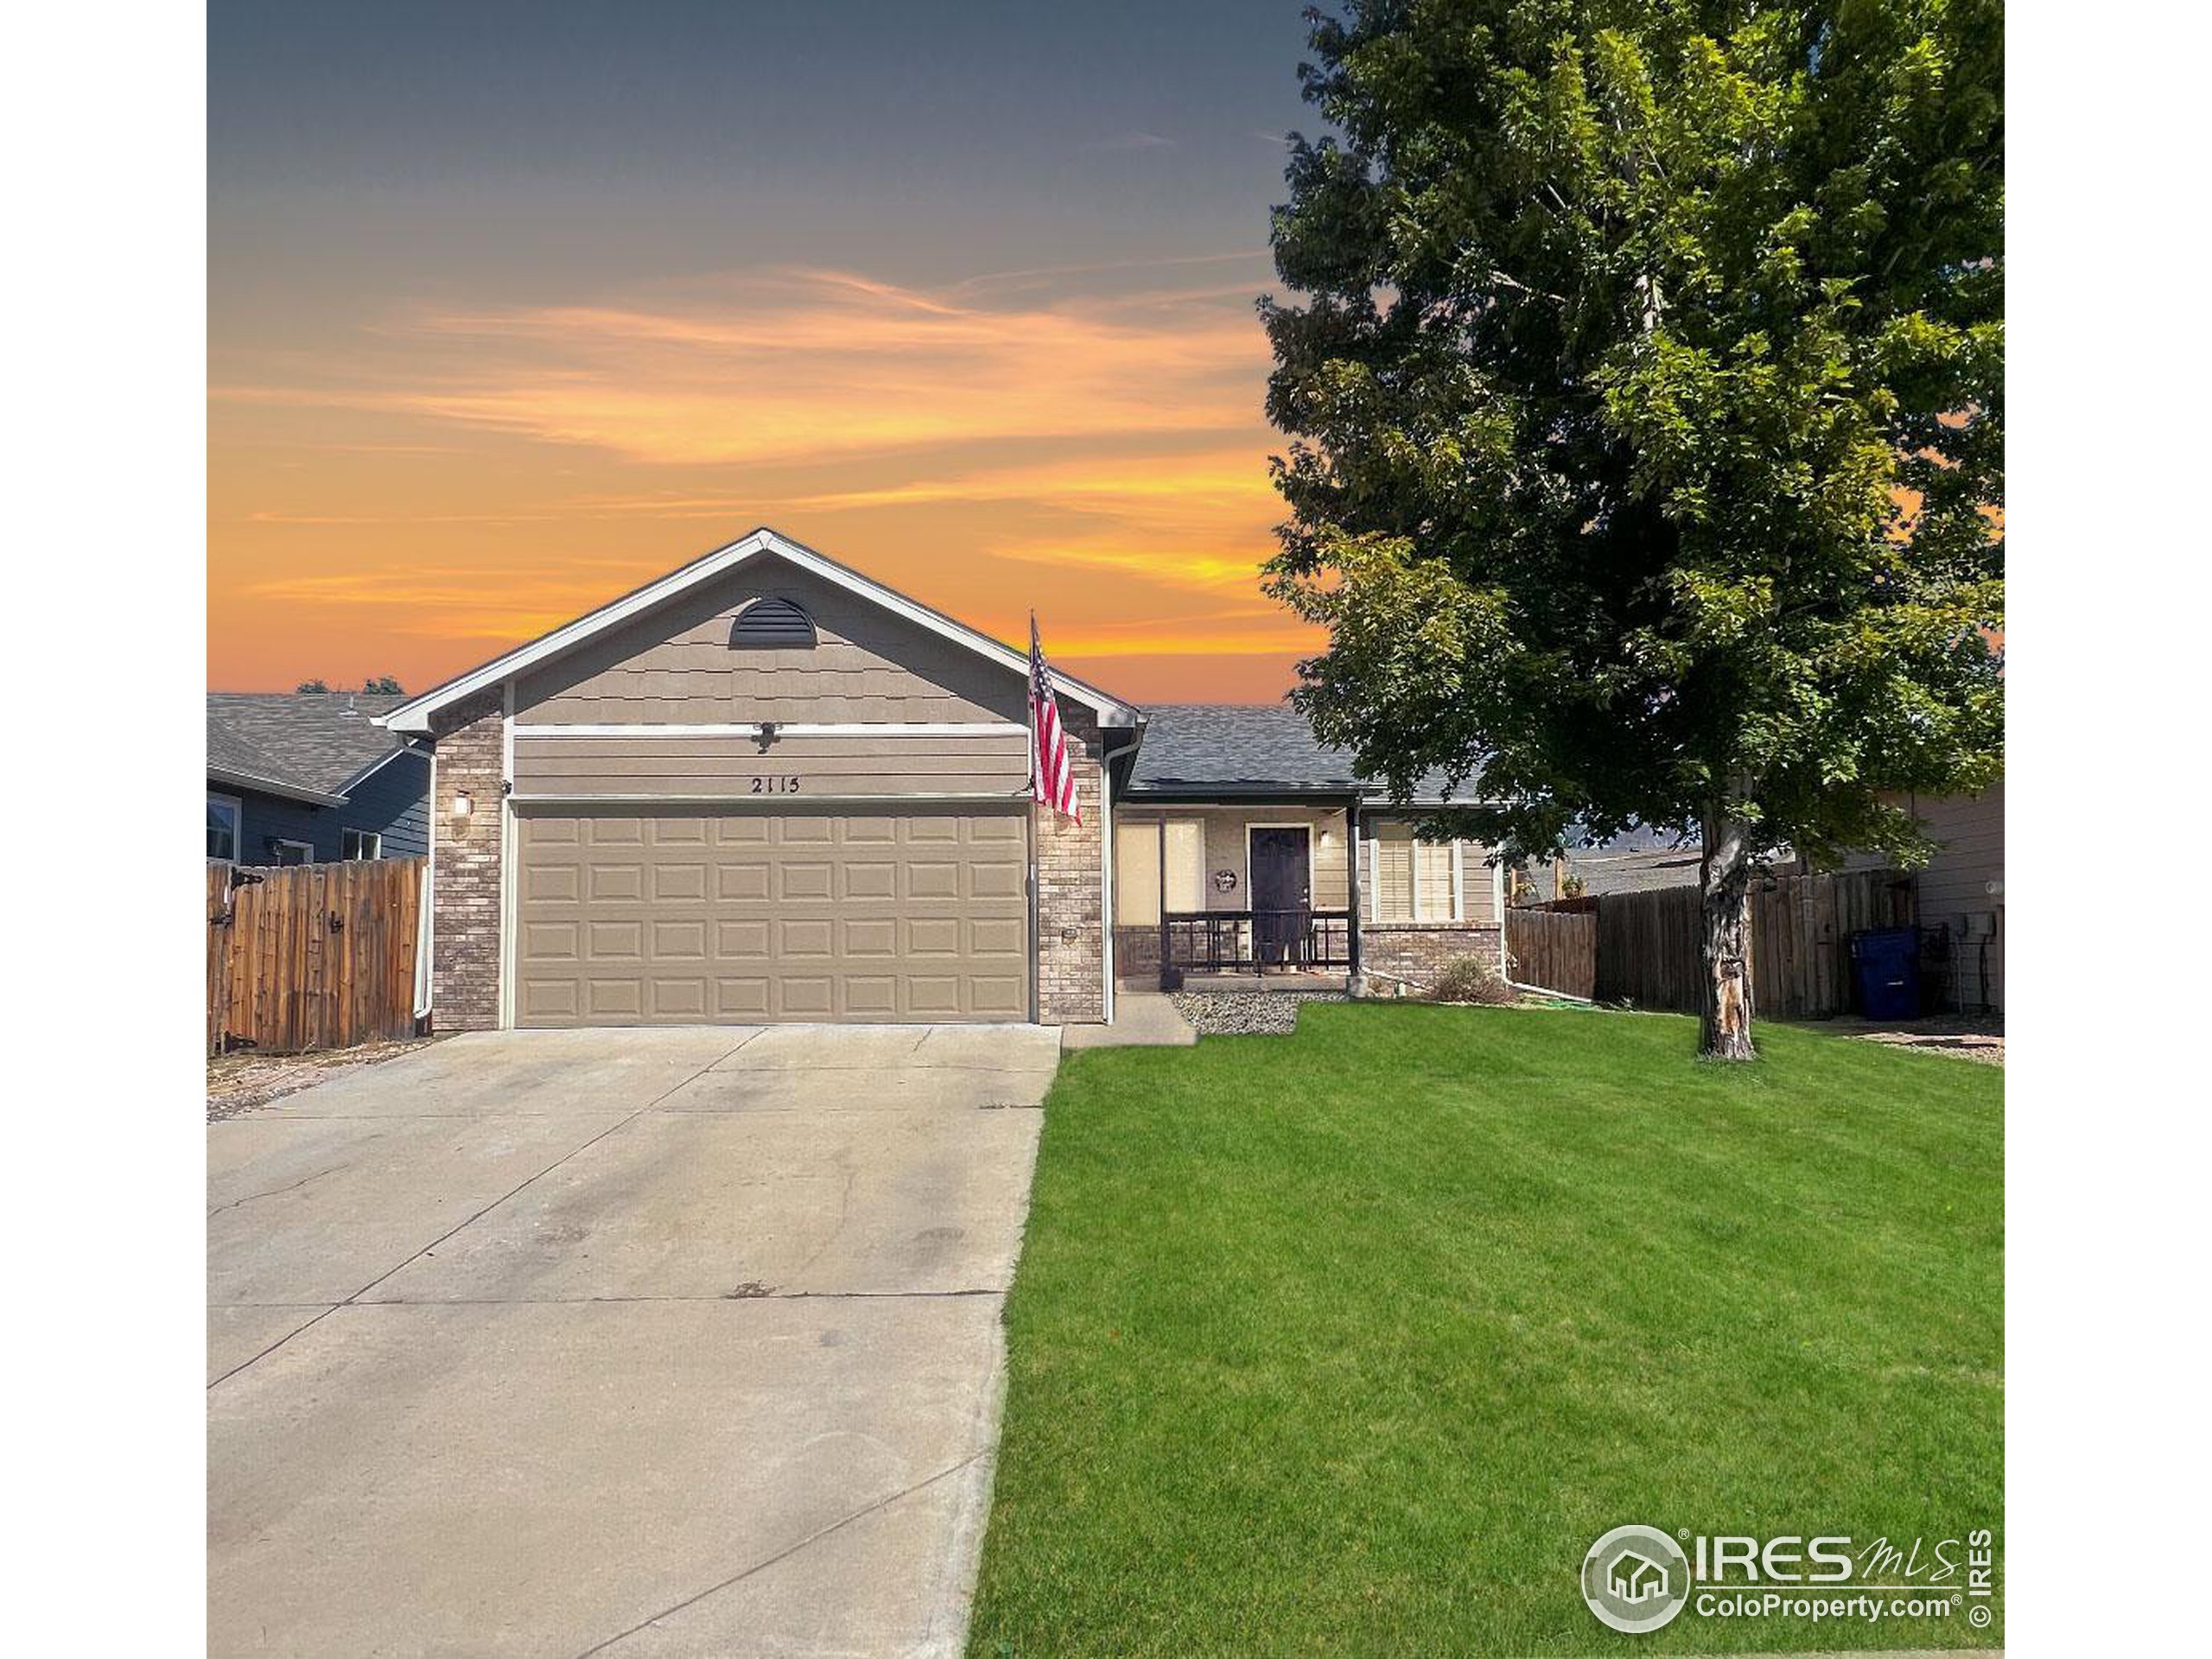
[294,676,404,695]
[1262,0,2003,874]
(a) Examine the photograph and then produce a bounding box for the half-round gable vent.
[728,596,818,649]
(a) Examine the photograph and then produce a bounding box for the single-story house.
[207,693,431,866]
[378,528,1507,1031]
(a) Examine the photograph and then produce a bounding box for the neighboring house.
[379,528,1508,1033]
[1849,782,2005,1013]
[207,693,431,866]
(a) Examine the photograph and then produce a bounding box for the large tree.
[1262,0,2003,1058]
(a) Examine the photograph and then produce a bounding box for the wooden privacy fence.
[1502,908,1597,1001]
[207,858,425,1055]
[1508,867,1915,1018]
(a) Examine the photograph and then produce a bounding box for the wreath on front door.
[1213,868,1238,893]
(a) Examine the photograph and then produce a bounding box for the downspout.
[1345,795,1364,996]
[414,739,435,1023]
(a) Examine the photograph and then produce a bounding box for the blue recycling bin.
[1850,927,1922,1020]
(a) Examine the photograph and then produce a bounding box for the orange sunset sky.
[209,2,1326,703]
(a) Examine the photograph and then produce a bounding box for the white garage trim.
[509,791,1032,807]
[520,721,1030,740]
[499,680,518,1030]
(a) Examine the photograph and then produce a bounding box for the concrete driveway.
[208,1023,1058,1657]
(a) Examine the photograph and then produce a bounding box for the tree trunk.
[1698,804,1757,1061]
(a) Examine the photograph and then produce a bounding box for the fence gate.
[1503,907,1598,1000]
[207,858,424,1055]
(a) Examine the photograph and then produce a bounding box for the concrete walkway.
[207,1022,1058,1657]
[1059,991,1197,1050]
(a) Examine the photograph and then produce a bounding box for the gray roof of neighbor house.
[1128,702,1466,802]
[1563,845,1706,896]
[207,694,412,804]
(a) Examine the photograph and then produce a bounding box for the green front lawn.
[969,1005,2003,1656]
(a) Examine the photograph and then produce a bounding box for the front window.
[1363,824,1463,923]
[1114,819,1204,924]
[207,793,242,861]
[341,829,382,861]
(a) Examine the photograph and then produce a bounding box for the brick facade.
[1360,923,1503,992]
[429,690,505,1032]
[1033,709,1107,1023]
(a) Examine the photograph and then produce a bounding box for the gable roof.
[1128,703,1471,803]
[207,693,417,805]
[380,527,1141,734]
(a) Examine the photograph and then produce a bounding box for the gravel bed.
[1831,1015,2005,1066]
[1167,989,1348,1036]
[207,1035,442,1121]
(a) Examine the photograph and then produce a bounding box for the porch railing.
[1115,909,1353,982]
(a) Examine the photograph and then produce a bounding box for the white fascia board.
[206,765,350,808]
[380,528,1141,734]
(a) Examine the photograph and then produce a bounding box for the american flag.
[1028,614,1081,823]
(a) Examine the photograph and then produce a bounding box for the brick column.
[429,689,505,1031]
[1034,709,1106,1024]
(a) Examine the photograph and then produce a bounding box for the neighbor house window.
[207,793,243,861]
[269,839,314,867]
[341,829,382,861]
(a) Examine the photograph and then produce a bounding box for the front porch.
[1111,801,1360,991]
[1110,798,1508,997]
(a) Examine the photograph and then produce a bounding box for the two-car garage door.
[514,807,1029,1027]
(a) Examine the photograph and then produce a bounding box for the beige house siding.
[1908,783,2004,1012]
[511,730,1029,800]
[512,554,1030,727]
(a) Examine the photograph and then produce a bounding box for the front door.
[1249,827,1312,967]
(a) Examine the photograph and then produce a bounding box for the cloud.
[210,260,1322,690]
[1087,129,1176,150]
[224,267,1274,473]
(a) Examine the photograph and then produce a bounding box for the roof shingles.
[1128,703,1465,801]
[206,694,409,798]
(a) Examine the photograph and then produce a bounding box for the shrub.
[1430,956,1517,1007]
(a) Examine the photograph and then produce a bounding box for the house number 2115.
[748,775,802,795]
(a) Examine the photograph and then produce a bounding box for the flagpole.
[1024,611,1039,803]
[1024,613,1040,1023]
